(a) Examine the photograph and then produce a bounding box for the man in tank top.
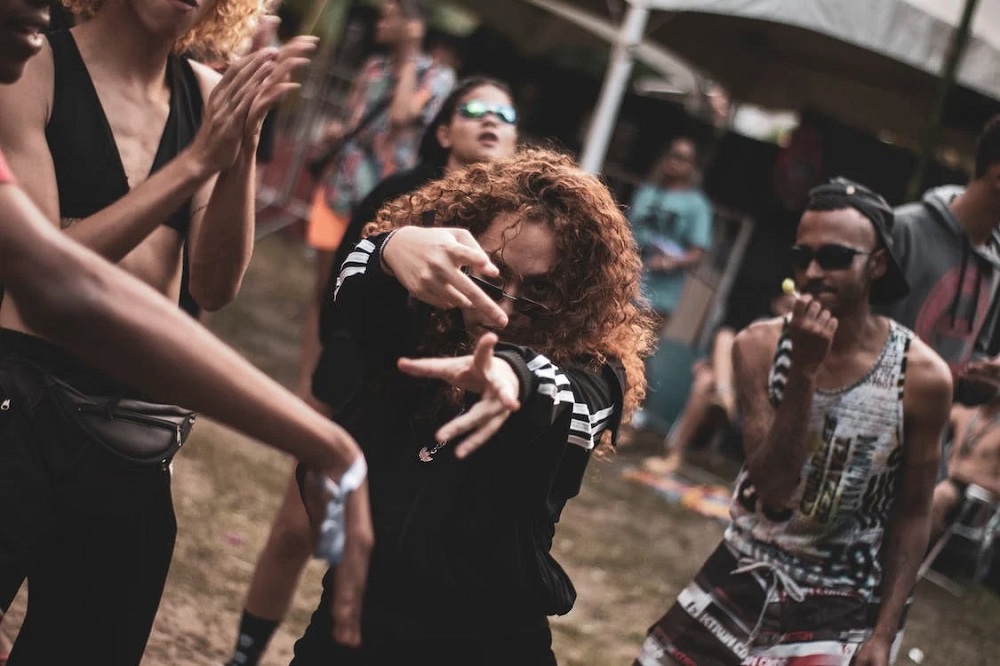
[0,0,324,662]
[636,179,953,666]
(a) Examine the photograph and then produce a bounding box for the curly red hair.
[366,147,656,420]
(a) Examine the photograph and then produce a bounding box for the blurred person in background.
[881,115,1000,404]
[225,75,516,666]
[624,136,713,438]
[931,394,1000,540]
[642,289,796,475]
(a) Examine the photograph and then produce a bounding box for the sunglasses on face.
[457,100,518,125]
[466,273,552,317]
[789,244,872,271]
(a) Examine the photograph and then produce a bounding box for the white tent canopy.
[642,0,1000,99]
[579,0,1000,172]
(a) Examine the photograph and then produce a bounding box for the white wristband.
[339,455,368,495]
[312,456,368,564]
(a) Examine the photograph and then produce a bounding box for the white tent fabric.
[646,0,1000,101]
[522,0,701,94]
[577,0,1000,172]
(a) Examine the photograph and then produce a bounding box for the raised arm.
[186,37,317,311]
[734,295,837,508]
[329,226,508,361]
[855,339,951,666]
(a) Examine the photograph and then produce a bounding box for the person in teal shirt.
[628,137,714,319]
[625,137,714,438]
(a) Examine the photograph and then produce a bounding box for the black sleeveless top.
[45,30,203,236]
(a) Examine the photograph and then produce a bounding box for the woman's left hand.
[398,333,521,458]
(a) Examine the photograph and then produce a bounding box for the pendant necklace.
[418,439,450,463]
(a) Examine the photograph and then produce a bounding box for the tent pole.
[907,0,980,200]
[579,0,651,174]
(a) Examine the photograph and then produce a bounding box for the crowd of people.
[0,0,999,664]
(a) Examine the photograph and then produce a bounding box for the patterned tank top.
[724,319,912,597]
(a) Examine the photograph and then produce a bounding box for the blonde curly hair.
[61,0,267,62]
[365,147,657,422]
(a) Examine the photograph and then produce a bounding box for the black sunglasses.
[789,244,872,271]
[466,273,552,317]
[457,100,518,125]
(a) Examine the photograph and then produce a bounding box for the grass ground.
[5,232,1000,665]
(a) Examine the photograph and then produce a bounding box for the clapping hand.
[189,36,317,174]
[398,333,521,458]
[244,36,319,141]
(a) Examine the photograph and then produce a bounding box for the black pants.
[0,330,176,665]
[290,571,558,666]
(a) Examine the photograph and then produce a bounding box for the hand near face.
[380,226,509,328]
[398,333,521,458]
[788,294,837,375]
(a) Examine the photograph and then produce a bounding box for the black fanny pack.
[46,373,196,467]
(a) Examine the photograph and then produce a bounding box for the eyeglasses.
[457,100,518,125]
[466,273,552,317]
[789,244,872,271]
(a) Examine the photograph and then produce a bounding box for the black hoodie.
[880,185,1000,376]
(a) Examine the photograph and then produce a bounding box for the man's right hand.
[787,294,837,375]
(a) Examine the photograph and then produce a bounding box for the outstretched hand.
[398,333,521,458]
[381,226,508,328]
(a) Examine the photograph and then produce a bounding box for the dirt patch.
[4,234,1000,666]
